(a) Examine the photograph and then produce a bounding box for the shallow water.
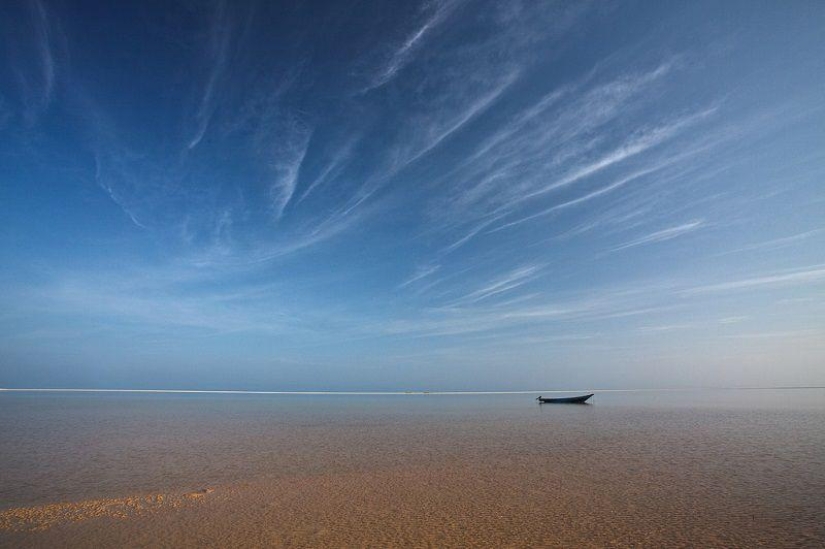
[1,389,824,547]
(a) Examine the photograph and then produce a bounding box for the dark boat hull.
[536,393,593,404]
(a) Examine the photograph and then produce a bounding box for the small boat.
[536,393,593,404]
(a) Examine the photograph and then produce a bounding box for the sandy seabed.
[2,457,823,548]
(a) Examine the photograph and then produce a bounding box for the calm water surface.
[1,389,824,510]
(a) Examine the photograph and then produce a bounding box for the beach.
[1,390,823,547]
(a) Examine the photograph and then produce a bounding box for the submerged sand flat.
[1,392,824,547]
[0,490,212,533]
[1,460,823,548]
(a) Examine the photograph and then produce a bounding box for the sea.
[1,388,823,547]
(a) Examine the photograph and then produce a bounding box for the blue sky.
[1,0,823,390]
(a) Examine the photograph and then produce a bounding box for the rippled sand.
[1,392,824,547]
[3,449,823,547]
[0,490,212,533]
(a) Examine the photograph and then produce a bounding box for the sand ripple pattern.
[0,490,214,533]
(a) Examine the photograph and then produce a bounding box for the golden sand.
[1,459,822,548]
[0,489,214,533]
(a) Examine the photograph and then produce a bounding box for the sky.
[0,0,823,391]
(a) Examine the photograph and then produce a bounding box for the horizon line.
[1,386,823,395]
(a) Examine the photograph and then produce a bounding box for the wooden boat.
[536,393,593,404]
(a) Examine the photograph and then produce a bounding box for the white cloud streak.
[188,1,233,149]
[364,0,461,92]
[610,219,705,252]
[449,264,542,305]
[683,265,825,295]
[713,229,824,257]
[401,70,520,167]
[270,125,313,219]
[424,62,706,250]
[399,264,441,288]
[92,152,149,230]
[296,135,362,204]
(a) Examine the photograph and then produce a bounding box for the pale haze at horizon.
[0,0,823,391]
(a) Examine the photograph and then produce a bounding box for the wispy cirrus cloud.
[377,288,679,339]
[422,61,700,250]
[683,265,825,295]
[486,131,731,235]
[610,219,706,252]
[363,0,463,92]
[448,264,542,305]
[296,134,363,204]
[713,229,824,257]
[399,70,520,168]
[2,0,59,125]
[399,264,441,289]
[10,269,296,337]
[489,165,666,233]
[269,123,313,219]
[519,107,717,204]
[188,0,233,150]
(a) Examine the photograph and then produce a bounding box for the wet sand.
[2,459,823,547]
[3,444,823,547]
[1,392,824,547]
